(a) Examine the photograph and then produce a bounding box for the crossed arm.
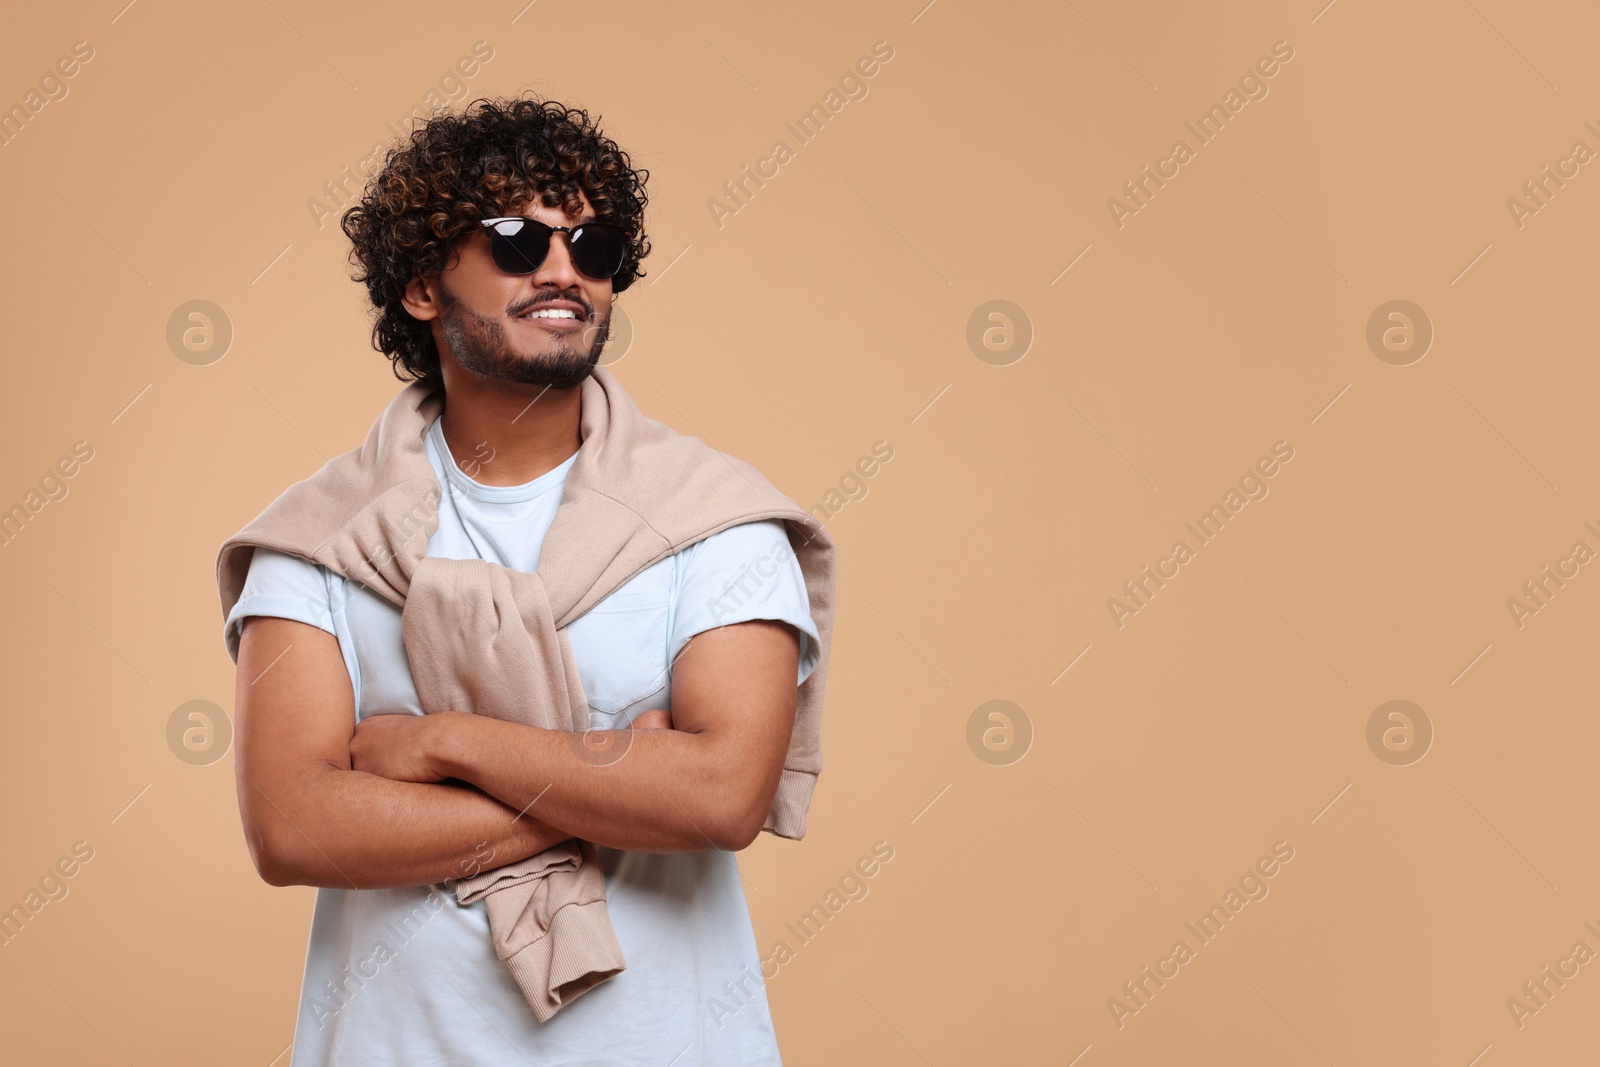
[233,614,800,890]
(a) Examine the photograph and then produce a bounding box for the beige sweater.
[215,366,835,1022]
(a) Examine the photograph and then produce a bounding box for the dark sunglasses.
[478,216,630,287]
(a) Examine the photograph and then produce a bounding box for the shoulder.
[226,548,339,648]
[672,519,820,684]
[242,545,326,585]
[682,518,794,564]
[679,520,799,604]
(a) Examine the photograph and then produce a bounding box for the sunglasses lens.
[488,220,550,275]
[485,220,627,281]
[569,223,626,280]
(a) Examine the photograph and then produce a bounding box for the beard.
[435,278,609,389]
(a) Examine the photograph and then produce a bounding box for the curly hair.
[340,95,651,392]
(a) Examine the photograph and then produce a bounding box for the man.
[224,96,823,1065]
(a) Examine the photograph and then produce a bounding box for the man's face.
[419,189,615,389]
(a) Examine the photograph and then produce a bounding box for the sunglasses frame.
[477,215,630,286]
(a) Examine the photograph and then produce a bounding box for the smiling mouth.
[517,308,586,329]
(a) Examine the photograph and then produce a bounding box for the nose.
[532,229,583,289]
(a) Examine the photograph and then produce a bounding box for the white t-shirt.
[225,414,820,1066]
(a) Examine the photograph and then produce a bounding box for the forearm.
[257,763,569,890]
[433,715,759,854]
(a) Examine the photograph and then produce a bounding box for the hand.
[350,711,453,783]
[631,708,672,731]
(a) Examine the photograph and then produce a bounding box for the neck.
[436,375,584,487]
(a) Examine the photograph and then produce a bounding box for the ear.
[400,274,441,322]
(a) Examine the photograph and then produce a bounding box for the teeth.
[527,308,578,319]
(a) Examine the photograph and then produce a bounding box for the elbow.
[257,857,300,889]
[239,786,321,887]
[710,764,790,850]
[244,822,304,887]
[238,765,343,888]
[711,821,759,853]
[712,794,771,852]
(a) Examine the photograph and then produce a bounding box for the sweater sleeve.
[669,519,821,687]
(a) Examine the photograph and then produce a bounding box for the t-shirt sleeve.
[224,546,337,652]
[670,519,822,687]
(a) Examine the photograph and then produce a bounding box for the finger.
[631,708,671,730]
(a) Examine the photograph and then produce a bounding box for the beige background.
[2,0,1597,1062]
